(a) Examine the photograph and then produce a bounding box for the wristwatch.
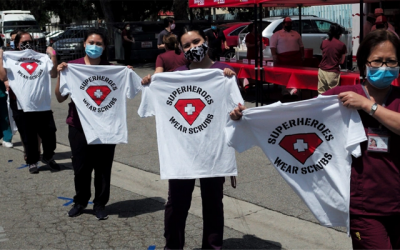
[369,103,378,116]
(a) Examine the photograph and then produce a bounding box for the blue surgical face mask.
[10,41,15,49]
[211,25,217,30]
[85,44,103,59]
[366,66,400,89]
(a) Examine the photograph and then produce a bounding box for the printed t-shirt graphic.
[2,49,53,111]
[138,69,243,179]
[225,95,367,232]
[60,64,142,144]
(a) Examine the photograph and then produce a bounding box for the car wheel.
[223,49,236,60]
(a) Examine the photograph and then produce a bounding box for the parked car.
[236,16,352,68]
[52,26,106,61]
[204,22,251,59]
[46,30,64,46]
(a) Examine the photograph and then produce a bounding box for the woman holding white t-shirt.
[55,29,134,221]
[142,26,237,250]
[0,31,60,174]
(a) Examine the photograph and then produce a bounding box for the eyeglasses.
[367,60,399,68]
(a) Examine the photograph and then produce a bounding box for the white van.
[0,10,46,52]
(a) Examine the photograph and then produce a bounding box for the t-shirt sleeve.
[59,69,72,97]
[226,76,244,113]
[155,54,163,68]
[225,115,257,153]
[346,109,367,157]
[137,82,155,118]
[270,33,278,48]
[2,53,11,69]
[46,56,54,72]
[126,69,143,99]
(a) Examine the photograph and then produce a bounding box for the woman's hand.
[127,65,134,70]
[230,103,246,120]
[338,91,373,110]
[46,46,55,56]
[57,62,68,74]
[223,68,236,77]
[141,74,151,85]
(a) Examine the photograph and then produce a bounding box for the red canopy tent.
[188,0,383,105]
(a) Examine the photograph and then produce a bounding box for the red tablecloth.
[225,62,400,90]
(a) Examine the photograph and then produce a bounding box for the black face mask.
[284,25,292,32]
[19,41,33,50]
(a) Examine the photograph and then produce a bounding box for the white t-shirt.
[60,64,142,144]
[225,95,367,232]
[138,69,244,180]
[3,49,53,111]
[270,29,304,54]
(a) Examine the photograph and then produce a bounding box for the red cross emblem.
[86,86,112,106]
[279,133,323,164]
[174,99,206,125]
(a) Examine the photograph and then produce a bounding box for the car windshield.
[3,21,40,33]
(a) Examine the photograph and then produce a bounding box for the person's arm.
[0,49,7,82]
[123,35,135,43]
[46,46,57,78]
[340,54,346,64]
[154,67,164,74]
[339,91,400,135]
[157,32,165,49]
[271,47,278,62]
[55,62,69,103]
[224,41,229,50]
[270,33,278,62]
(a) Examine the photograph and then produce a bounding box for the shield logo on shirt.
[86,86,112,106]
[279,133,323,164]
[175,99,206,125]
[20,62,38,75]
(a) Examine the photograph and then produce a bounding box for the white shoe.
[2,141,13,148]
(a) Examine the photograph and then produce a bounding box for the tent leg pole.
[254,4,259,107]
[360,0,364,43]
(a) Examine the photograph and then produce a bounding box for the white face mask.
[126,27,130,30]
[170,24,176,30]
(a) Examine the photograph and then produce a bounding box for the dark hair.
[164,17,174,28]
[84,28,108,60]
[163,34,181,55]
[357,29,400,79]
[376,23,386,30]
[178,25,207,46]
[10,29,23,37]
[14,31,33,50]
[328,24,343,41]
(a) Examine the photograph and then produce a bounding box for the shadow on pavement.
[223,234,282,249]
[106,197,165,218]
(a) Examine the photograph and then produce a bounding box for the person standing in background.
[374,16,399,39]
[205,20,229,61]
[363,13,376,38]
[121,23,135,65]
[270,17,304,99]
[371,8,395,32]
[0,78,13,148]
[154,34,188,73]
[318,24,347,94]
[158,17,175,50]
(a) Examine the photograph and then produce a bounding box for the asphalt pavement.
[0,61,352,249]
